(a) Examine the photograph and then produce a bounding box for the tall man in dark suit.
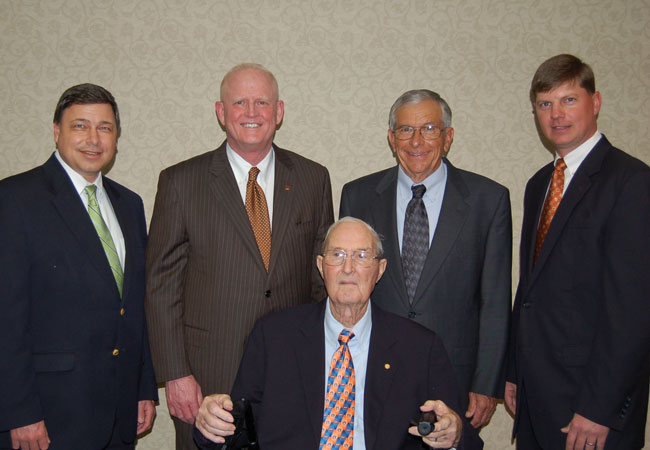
[145,63,334,450]
[340,90,512,428]
[194,217,482,449]
[505,54,650,450]
[0,84,157,450]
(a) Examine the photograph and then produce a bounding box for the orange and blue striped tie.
[320,329,355,450]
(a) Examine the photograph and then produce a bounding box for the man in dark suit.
[339,89,511,428]
[194,217,482,449]
[145,63,334,449]
[505,54,650,450]
[0,84,157,449]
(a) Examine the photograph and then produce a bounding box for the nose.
[342,254,355,273]
[86,127,99,145]
[550,103,564,119]
[410,128,424,146]
[245,102,256,116]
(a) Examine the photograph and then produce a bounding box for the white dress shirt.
[226,143,275,229]
[54,150,125,268]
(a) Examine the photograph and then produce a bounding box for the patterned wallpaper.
[2,0,648,448]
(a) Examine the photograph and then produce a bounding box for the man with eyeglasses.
[340,90,512,430]
[193,217,483,449]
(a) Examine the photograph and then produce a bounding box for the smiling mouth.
[241,123,261,128]
[81,150,102,156]
[406,150,430,157]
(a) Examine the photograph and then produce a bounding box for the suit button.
[112,349,119,356]
[619,412,625,419]
[522,302,531,308]
[264,290,271,297]
[120,308,125,316]
[408,311,416,319]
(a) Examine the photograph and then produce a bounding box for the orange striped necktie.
[534,158,567,264]
[320,329,355,450]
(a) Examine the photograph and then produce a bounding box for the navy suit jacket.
[0,155,157,449]
[195,301,483,449]
[508,136,650,449]
[340,160,512,403]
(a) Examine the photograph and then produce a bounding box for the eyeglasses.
[321,249,379,267]
[393,124,444,140]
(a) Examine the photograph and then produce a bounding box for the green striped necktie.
[84,185,124,298]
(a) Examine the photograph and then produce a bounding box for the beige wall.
[2,0,648,447]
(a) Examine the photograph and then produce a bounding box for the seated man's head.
[317,217,387,326]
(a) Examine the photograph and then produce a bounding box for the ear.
[387,129,396,153]
[443,127,454,155]
[215,101,225,126]
[375,258,387,284]
[592,91,602,116]
[53,122,61,147]
[275,100,285,125]
[316,254,324,280]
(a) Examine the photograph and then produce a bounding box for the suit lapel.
[296,302,327,442]
[364,304,398,450]
[528,138,609,287]
[373,168,410,309]
[268,147,297,274]
[206,143,266,272]
[44,156,119,297]
[413,161,469,305]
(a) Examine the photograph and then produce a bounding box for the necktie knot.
[411,184,426,199]
[555,158,567,173]
[338,329,354,345]
[84,184,98,200]
[248,167,260,184]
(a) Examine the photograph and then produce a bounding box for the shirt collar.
[397,159,447,195]
[555,130,602,175]
[324,298,372,343]
[226,142,274,185]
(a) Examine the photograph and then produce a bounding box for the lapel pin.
[284,185,291,191]
[384,363,391,370]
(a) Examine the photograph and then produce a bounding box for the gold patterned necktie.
[84,185,124,297]
[245,167,272,271]
[534,158,567,264]
[320,329,355,450]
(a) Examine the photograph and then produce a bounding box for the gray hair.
[220,63,280,101]
[388,89,452,130]
[322,217,384,258]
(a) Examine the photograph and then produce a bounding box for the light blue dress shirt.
[324,299,372,450]
[396,161,448,251]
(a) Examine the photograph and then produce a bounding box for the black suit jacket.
[195,301,483,450]
[508,136,650,449]
[0,155,157,449]
[339,160,512,402]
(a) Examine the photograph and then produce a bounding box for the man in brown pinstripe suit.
[145,63,334,450]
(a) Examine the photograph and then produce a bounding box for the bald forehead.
[220,68,279,101]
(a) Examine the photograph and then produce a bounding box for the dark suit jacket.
[339,160,512,403]
[0,155,157,449]
[195,301,483,449]
[144,142,333,424]
[508,136,650,449]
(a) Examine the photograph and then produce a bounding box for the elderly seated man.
[193,217,483,449]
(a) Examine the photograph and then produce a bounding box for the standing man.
[506,54,650,449]
[0,84,157,450]
[340,89,512,428]
[145,63,334,450]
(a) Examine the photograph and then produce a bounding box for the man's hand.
[465,391,497,428]
[137,400,156,435]
[10,420,50,450]
[165,374,203,424]
[195,394,237,444]
[504,381,517,416]
[561,413,609,450]
[408,400,462,449]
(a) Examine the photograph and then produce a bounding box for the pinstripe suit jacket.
[145,141,333,396]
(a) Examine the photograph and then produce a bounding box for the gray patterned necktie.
[402,184,429,303]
